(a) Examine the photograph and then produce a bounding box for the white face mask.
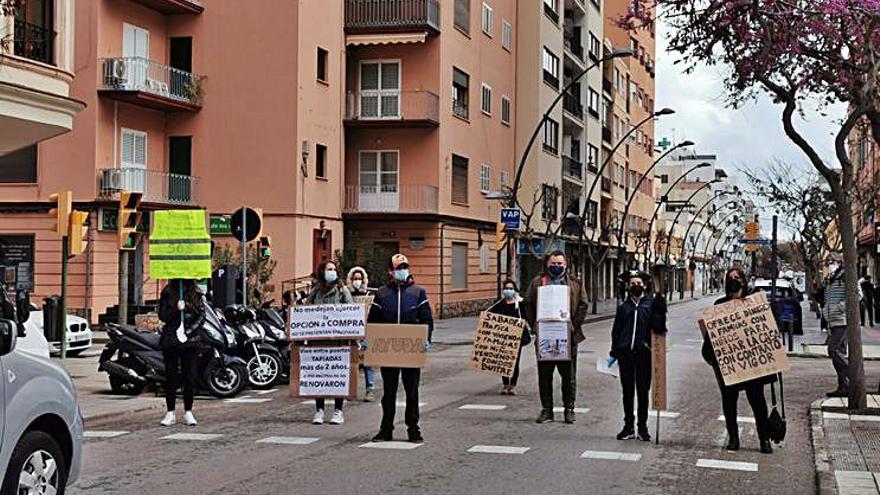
[352,280,363,290]
[829,264,840,274]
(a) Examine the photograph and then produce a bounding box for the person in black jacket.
[611,271,667,442]
[702,266,774,454]
[487,279,531,396]
[369,254,434,444]
[158,279,205,427]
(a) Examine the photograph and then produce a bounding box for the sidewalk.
[812,396,880,495]
[787,304,880,361]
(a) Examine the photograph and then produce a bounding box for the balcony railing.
[602,126,612,143]
[99,168,199,205]
[601,177,612,192]
[345,0,440,34]
[343,184,439,214]
[544,3,560,23]
[543,70,559,90]
[99,57,203,111]
[603,77,613,94]
[563,156,583,181]
[345,90,439,127]
[563,92,583,119]
[564,35,584,61]
[13,19,56,65]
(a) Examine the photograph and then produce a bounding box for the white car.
[25,304,93,357]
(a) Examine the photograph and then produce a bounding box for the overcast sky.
[653,22,848,239]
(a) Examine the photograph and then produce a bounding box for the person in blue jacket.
[369,254,434,444]
[611,271,667,442]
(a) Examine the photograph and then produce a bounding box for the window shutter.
[452,242,469,289]
[452,155,468,204]
[121,131,135,167]
[454,0,470,33]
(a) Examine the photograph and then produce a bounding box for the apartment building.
[0,0,346,320]
[342,0,516,317]
[849,118,879,278]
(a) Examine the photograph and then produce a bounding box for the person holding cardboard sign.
[486,279,531,396]
[525,251,588,424]
[347,266,376,402]
[702,267,774,454]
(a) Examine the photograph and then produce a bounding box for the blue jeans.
[363,366,376,391]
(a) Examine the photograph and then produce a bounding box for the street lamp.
[677,189,738,299]
[690,201,743,298]
[703,221,742,290]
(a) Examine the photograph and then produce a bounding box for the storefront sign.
[0,235,34,291]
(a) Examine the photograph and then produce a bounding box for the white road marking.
[716,415,756,424]
[225,397,273,404]
[396,401,428,407]
[648,411,680,418]
[467,445,530,455]
[161,433,223,441]
[580,450,642,462]
[83,431,129,439]
[696,459,758,472]
[686,339,704,344]
[823,412,851,420]
[552,407,590,413]
[459,404,507,411]
[850,415,880,422]
[359,441,423,450]
[257,388,280,395]
[256,436,320,445]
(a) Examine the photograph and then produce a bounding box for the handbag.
[767,373,787,444]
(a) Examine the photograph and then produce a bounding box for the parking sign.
[501,208,521,231]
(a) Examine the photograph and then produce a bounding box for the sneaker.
[312,409,324,425]
[616,425,635,440]
[160,411,176,427]
[364,390,375,402]
[564,409,576,424]
[330,409,345,425]
[500,387,510,396]
[536,409,554,424]
[760,439,773,454]
[726,437,740,451]
[407,430,424,443]
[183,411,197,426]
[371,430,393,442]
[507,387,517,396]
[637,427,651,442]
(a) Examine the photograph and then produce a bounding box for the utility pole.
[751,214,759,277]
[242,204,248,308]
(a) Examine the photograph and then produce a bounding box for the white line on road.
[467,445,530,455]
[580,450,642,462]
[696,459,758,472]
[459,404,507,411]
[84,431,129,439]
[256,436,320,445]
[257,388,280,395]
[553,407,590,413]
[359,441,423,450]
[161,433,223,441]
[396,401,428,407]
[717,415,756,424]
[648,411,680,418]
[850,415,880,422]
[225,397,274,404]
[823,412,851,420]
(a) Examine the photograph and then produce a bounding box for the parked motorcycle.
[222,305,285,389]
[256,307,290,384]
[98,300,248,398]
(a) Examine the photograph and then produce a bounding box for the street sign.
[210,214,232,235]
[500,208,521,231]
[744,222,759,239]
[738,238,771,245]
[231,207,262,242]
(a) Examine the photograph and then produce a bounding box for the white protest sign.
[537,320,570,361]
[294,346,354,398]
[288,304,366,340]
[537,285,570,321]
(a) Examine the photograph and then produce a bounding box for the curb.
[810,398,839,495]
[82,400,164,424]
[787,352,880,362]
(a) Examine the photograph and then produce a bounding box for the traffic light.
[259,236,272,258]
[118,191,143,250]
[496,222,507,251]
[68,210,89,256]
[48,191,72,236]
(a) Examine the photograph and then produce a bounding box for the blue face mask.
[393,269,410,282]
[548,265,566,277]
[502,289,517,300]
[324,270,338,283]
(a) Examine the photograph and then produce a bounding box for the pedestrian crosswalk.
[458,404,507,410]
[467,445,530,455]
[256,436,320,445]
[580,450,642,462]
[359,441,422,450]
[696,459,759,472]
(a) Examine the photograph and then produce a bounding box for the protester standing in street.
[486,279,531,396]
[823,262,849,397]
[306,260,354,425]
[158,279,205,427]
[860,273,874,327]
[611,271,667,442]
[347,266,376,402]
[702,267,774,454]
[525,251,588,424]
[369,254,434,443]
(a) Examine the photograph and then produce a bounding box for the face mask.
[548,265,566,277]
[725,278,743,295]
[829,264,839,274]
[352,280,363,290]
[629,285,644,298]
[324,270,338,283]
[502,289,517,300]
[394,269,410,282]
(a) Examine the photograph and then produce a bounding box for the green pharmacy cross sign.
[657,137,672,151]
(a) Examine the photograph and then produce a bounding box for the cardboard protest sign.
[698,291,789,386]
[651,332,667,410]
[537,320,570,361]
[363,324,428,368]
[469,311,525,378]
[288,304,366,340]
[353,294,374,308]
[149,210,212,280]
[537,285,570,321]
[289,345,358,399]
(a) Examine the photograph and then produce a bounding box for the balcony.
[602,126,612,143]
[602,76,613,95]
[98,58,203,112]
[343,184,439,214]
[563,34,584,62]
[543,70,560,90]
[126,0,203,14]
[601,177,612,193]
[563,156,583,181]
[563,92,583,120]
[544,3,560,24]
[14,19,56,65]
[99,168,199,206]
[345,90,439,127]
[345,0,440,35]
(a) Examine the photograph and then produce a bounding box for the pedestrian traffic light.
[68,210,89,257]
[496,222,507,251]
[118,191,142,251]
[48,191,72,237]
[259,236,272,258]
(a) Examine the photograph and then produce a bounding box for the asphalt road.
[72,297,878,495]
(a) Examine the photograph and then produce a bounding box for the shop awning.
[346,33,427,46]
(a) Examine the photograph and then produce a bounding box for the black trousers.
[163,346,197,412]
[379,367,421,433]
[315,398,344,411]
[619,352,652,429]
[502,345,524,387]
[537,345,578,410]
[861,298,874,326]
[717,378,770,441]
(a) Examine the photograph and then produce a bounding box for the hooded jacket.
[346,266,370,296]
[368,279,434,342]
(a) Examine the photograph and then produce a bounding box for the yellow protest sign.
[149,210,212,280]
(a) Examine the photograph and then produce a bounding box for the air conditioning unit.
[103,59,128,87]
[102,169,123,192]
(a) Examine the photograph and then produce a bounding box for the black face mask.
[629,285,644,298]
[725,279,743,295]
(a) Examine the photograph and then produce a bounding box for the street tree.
[621,0,879,410]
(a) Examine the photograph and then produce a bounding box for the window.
[479,244,490,274]
[587,200,598,228]
[542,47,559,89]
[359,61,401,118]
[316,47,328,82]
[168,136,192,202]
[481,83,492,115]
[452,242,469,289]
[481,3,493,36]
[542,118,559,154]
[121,128,147,193]
[501,95,511,125]
[660,174,669,184]
[453,67,470,118]
[452,154,469,204]
[602,97,612,127]
[502,20,512,51]
[630,37,638,53]
[588,88,600,117]
[541,184,558,221]
[0,145,37,183]
[589,33,601,61]
[543,0,559,23]
[480,163,491,193]
[359,151,399,201]
[454,0,470,34]
[500,170,510,188]
[315,143,327,179]
[587,144,598,171]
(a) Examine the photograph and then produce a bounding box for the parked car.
[752,278,804,335]
[25,303,93,357]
